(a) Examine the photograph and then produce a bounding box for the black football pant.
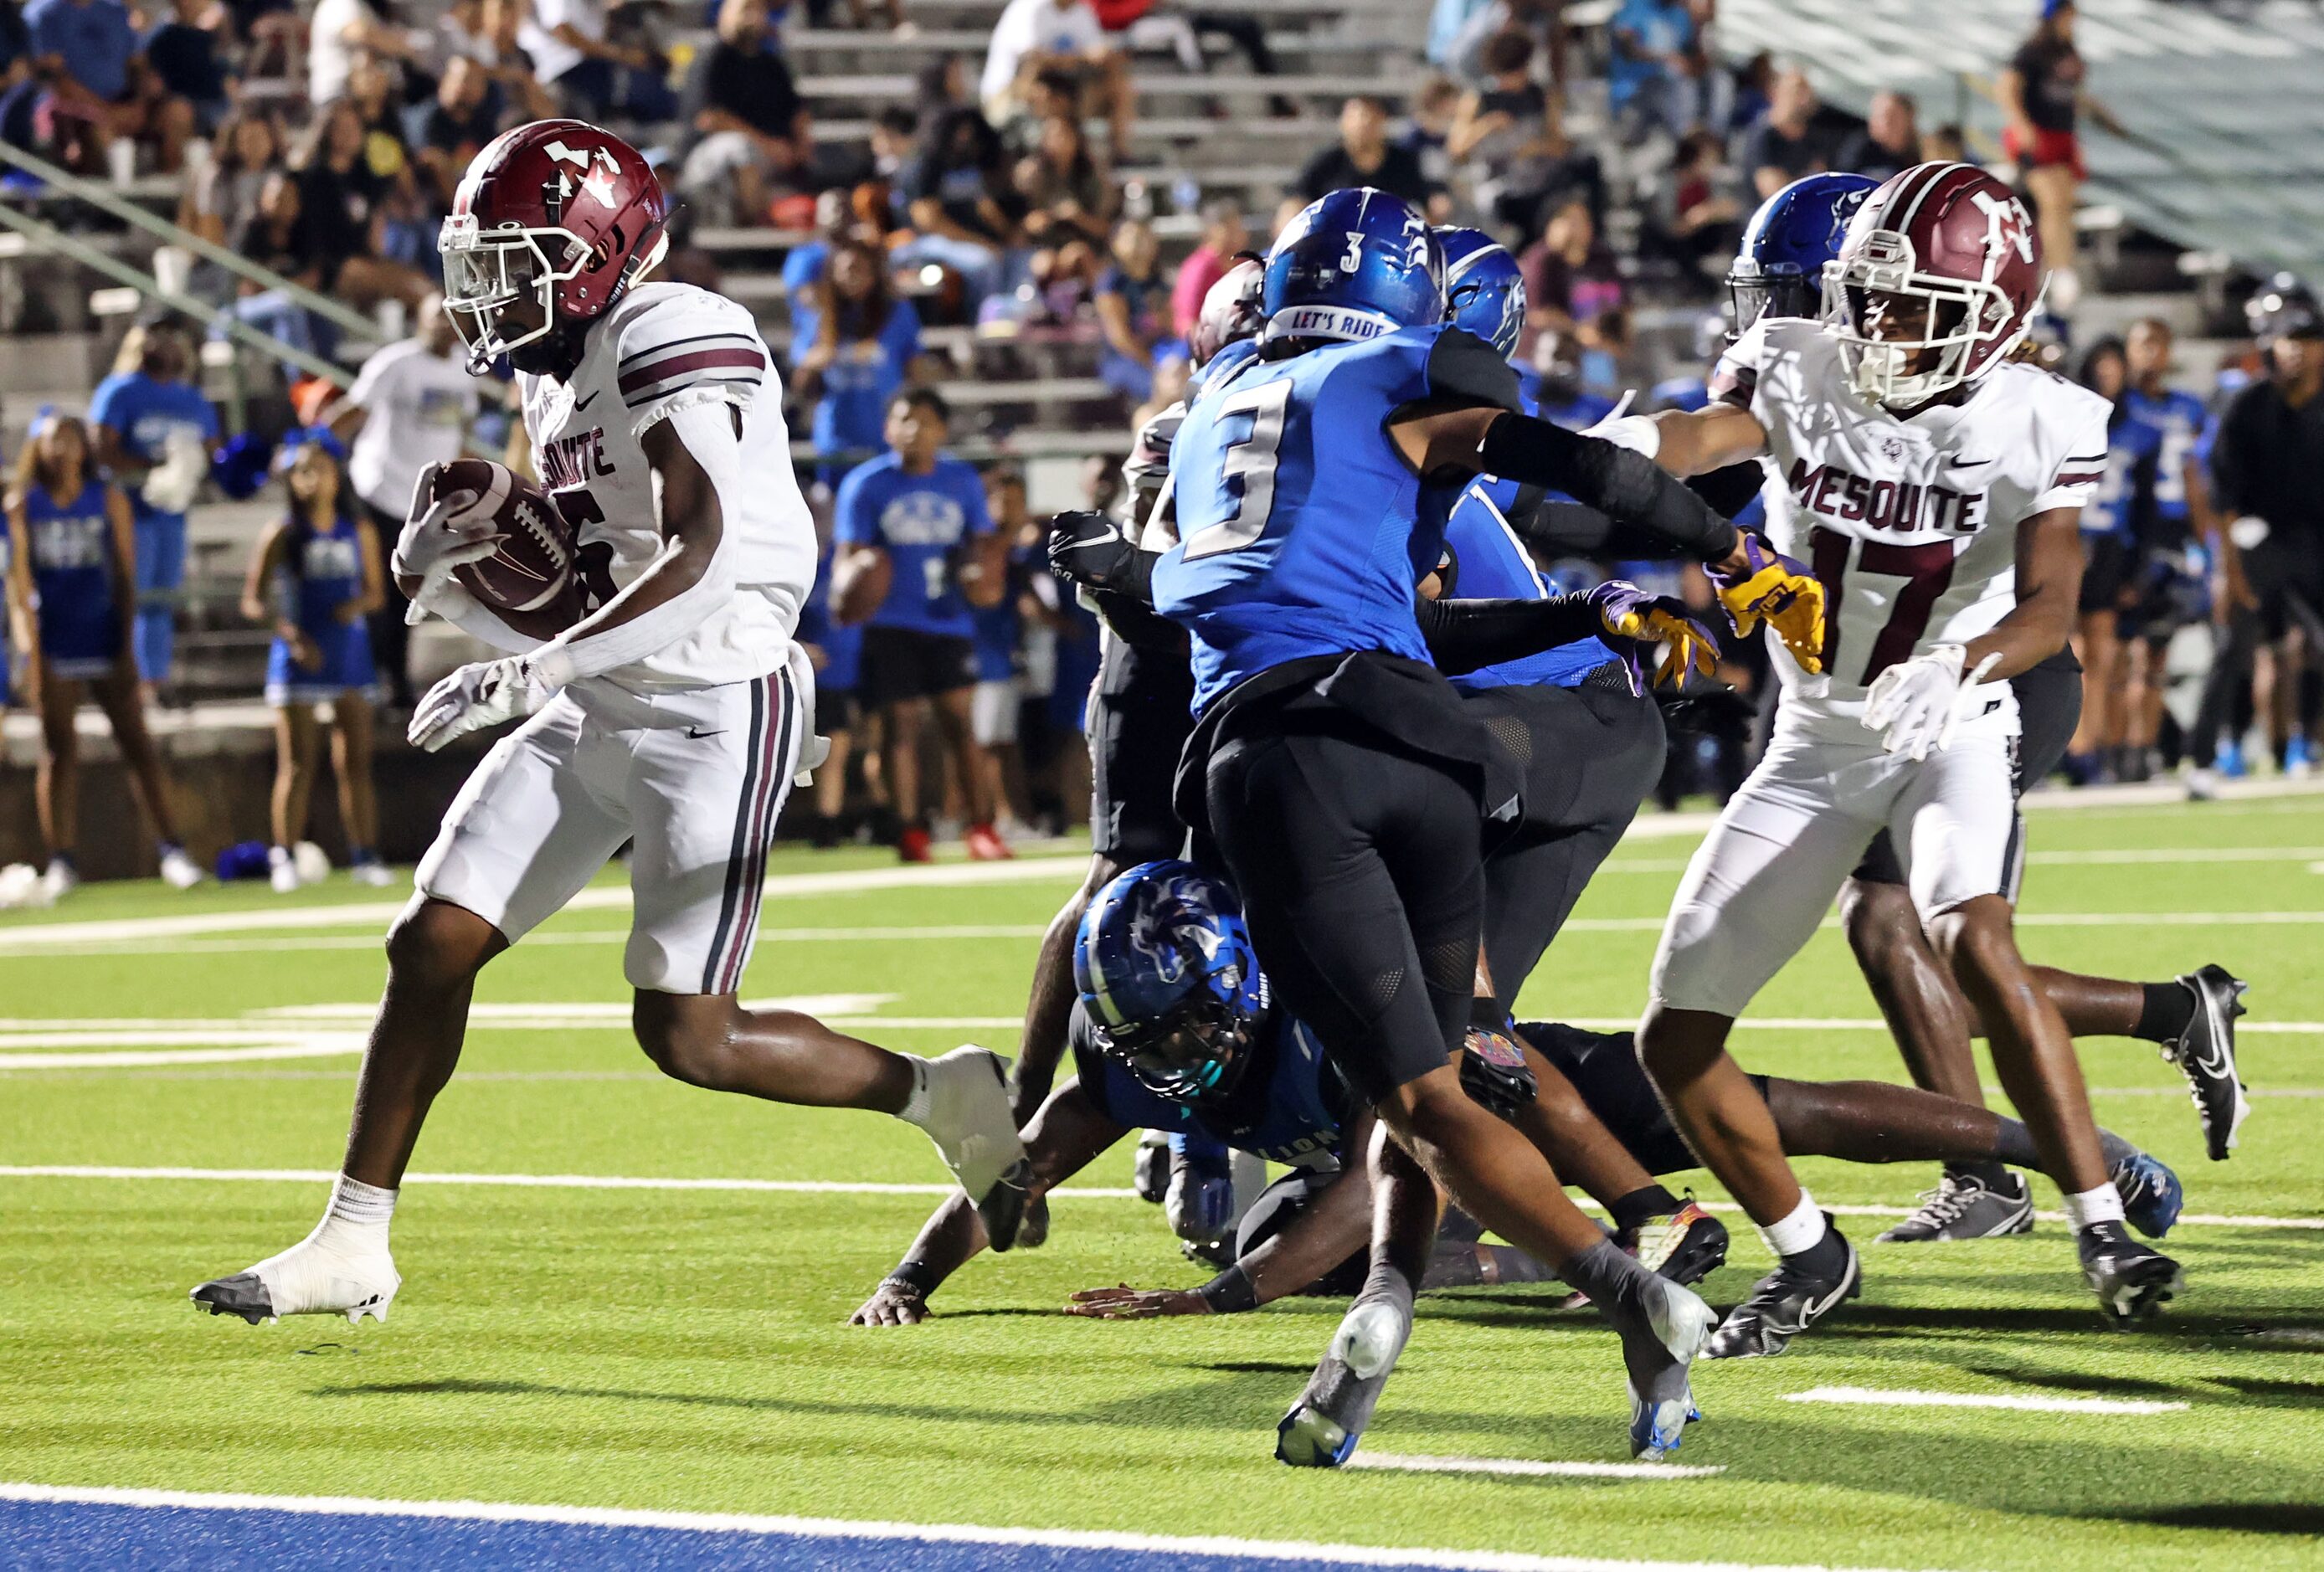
[1463,684,1666,1014]
[1205,721,1483,1107]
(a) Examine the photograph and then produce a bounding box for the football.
[420,457,578,616]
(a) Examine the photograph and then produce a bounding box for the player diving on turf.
[846,860,2183,1324]
[190,121,1030,1328]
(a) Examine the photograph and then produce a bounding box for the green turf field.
[3,789,2322,1569]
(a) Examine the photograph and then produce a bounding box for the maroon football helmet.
[439,120,669,372]
[1190,255,1264,367]
[1821,162,2044,408]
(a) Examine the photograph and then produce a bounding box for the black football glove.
[1459,1025,1539,1118]
[1046,509,1152,599]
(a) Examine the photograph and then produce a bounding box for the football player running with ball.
[1624,162,2183,1354]
[191,121,1027,1329]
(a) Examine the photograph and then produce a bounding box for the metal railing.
[0,141,380,344]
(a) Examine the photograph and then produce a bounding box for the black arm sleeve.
[1475,411,1741,565]
[1508,498,1718,563]
[1689,461,1766,521]
[1415,592,1604,677]
[1425,326,1527,412]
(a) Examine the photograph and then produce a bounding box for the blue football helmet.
[1436,226,1528,358]
[1726,172,1879,333]
[1262,188,1444,348]
[1074,860,1267,1103]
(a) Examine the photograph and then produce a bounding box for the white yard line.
[1783,1386,2188,1416]
[1601,845,2324,873]
[0,1165,2316,1230]
[0,1482,1925,1572]
[1345,1454,1723,1481]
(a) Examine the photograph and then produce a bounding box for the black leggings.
[1205,722,1483,1107]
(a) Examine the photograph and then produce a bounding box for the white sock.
[897,1058,933,1129]
[2062,1184,2126,1232]
[1758,1192,1827,1259]
[316,1174,397,1249]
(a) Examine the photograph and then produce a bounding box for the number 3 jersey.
[1152,323,1520,714]
[517,281,820,692]
[1715,316,2110,738]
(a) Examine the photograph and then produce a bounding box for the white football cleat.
[918,1045,1031,1251]
[349,858,396,888]
[159,845,205,890]
[191,1232,400,1326]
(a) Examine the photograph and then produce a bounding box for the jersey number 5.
[1181,379,1292,562]
[551,489,622,609]
[1809,527,1958,685]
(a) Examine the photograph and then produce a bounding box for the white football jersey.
[518,281,817,692]
[1715,316,2110,733]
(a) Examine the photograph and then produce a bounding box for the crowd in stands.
[0,0,2315,886]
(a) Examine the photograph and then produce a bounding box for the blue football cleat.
[1276,1293,1411,1467]
[2112,1153,2184,1240]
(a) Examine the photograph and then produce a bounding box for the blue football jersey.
[2085,410,2162,542]
[2122,387,2210,527]
[1441,476,1613,693]
[1072,1005,1352,1168]
[1154,324,1519,713]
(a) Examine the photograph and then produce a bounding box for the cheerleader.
[240,429,389,891]
[3,411,203,897]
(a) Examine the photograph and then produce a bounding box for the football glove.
[1861,644,2003,761]
[1586,580,1721,689]
[1045,508,1141,594]
[1578,392,1660,458]
[406,654,555,753]
[1711,533,1828,675]
[1460,1025,1539,1119]
[1164,1136,1235,1247]
[392,462,501,622]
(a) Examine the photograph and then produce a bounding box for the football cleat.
[2161,965,2249,1160]
[963,822,1013,861]
[1016,1192,1051,1250]
[1625,1199,1730,1287]
[2080,1228,2182,1327]
[1877,1171,2034,1243]
[39,858,80,903]
[1605,1269,1715,1461]
[917,1045,1032,1251]
[350,856,397,888]
[2111,1152,2183,1240]
[1276,1292,1411,1468]
[1705,1227,1860,1359]
[190,1234,399,1326]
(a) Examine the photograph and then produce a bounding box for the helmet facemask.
[1725,258,1818,336]
[1822,228,2033,408]
[1093,970,1267,1106]
[440,211,669,373]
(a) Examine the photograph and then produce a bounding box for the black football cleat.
[2080,1226,2183,1326]
[2162,965,2250,1160]
[1623,1199,1730,1287]
[1705,1227,1860,1359]
[190,1273,277,1325]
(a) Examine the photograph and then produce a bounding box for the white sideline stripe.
[1601,845,2324,873]
[1784,1386,2189,1416]
[1345,1453,1724,1481]
[0,857,1093,952]
[0,1039,366,1069]
[0,1164,1139,1198]
[0,1166,2316,1230]
[0,1483,1918,1572]
[252,996,896,1024]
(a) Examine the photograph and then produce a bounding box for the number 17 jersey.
[1152,324,1520,715]
[1716,316,2110,739]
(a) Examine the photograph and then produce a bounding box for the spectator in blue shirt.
[1093,218,1170,405]
[1607,0,1699,141]
[23,0,196,174]
[89,321,218,695]
[830,388,1010,863]
[796,234,928,480]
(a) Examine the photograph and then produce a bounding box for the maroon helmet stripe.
[617,346,767,394]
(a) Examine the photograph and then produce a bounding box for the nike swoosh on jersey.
[573,388,600,413]
[686,726,726,738]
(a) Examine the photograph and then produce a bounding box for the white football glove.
[391,462,502,623]
[1580,392,1660,459]
[406,655,555,752]
[1861,645,2003,760]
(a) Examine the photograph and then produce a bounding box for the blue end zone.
[0,1500,1464,1571]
